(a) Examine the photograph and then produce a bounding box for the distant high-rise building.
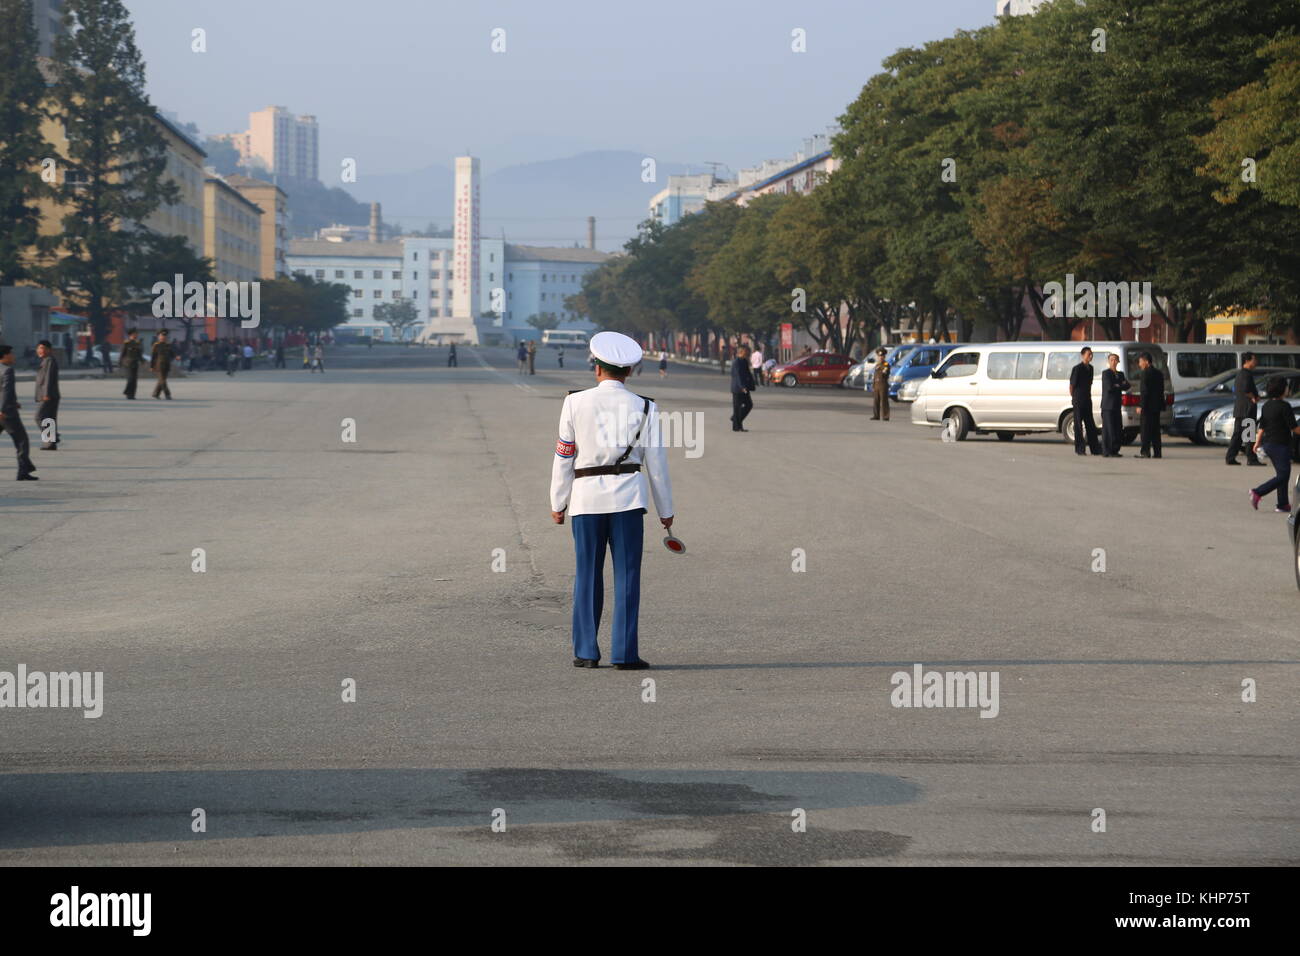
[996,0,1045,16]
[230,106,320,183]
[31,0,66,57]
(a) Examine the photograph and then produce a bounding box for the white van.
[1163,343,1300,392]
[911,342,1172,444]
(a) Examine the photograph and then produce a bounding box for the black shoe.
[613,659,650,670]
[573,658,599,669]
[39,444,56,451]
[870,416,880,421]
[736,427,749,432]
[17,474,38,481]
[1246,459,1264,467]
[1226,459,1241,465]
[1076,450,1087,456]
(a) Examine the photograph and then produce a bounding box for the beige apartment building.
[224,174,289,278]
[223,106,319,182]
[203,177,262,283]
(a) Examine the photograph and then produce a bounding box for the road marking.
[468,347,536,392]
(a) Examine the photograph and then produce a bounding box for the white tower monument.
[451,155,481,343]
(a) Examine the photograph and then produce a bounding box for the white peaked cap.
[589,331,643,369]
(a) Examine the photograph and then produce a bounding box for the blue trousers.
[1253,443,1293,510]
[571,510,644,663]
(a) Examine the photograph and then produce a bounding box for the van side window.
[988,353,1016,379]
[943,352,979,377]
[1176,352,1236,379]
[1046,352,1074,379]
[1016,352,1045,380]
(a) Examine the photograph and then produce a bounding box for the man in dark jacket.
[151,330,174,399]
[1136,351,1164,459]
[34,340,61,450]
[121,328,144,398]
[731,345,755,432]
[1226,352,1262,466]
[0,346,37,480]
[1099,352,1130,457]
[1069,347,1103,456]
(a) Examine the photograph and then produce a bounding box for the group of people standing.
[1068,346,1165,458]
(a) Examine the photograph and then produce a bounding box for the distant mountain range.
[341,151,704,252]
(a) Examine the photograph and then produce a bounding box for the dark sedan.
[1168,366,1300,443]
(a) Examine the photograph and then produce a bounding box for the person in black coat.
[1099,353,1130,457]
[34,340,61,450]
[1226,352,1262,466]
[730,345,755,432]
[0,346,37,480]
[1069,347,1103,456]
[1136,351,1164,459]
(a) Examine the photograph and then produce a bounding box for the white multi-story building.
[501,245,610,337]
[996,0,1046,15]
[31,0,66,57]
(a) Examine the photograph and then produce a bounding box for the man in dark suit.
[1226,352,1262,466]
[151,329,174,399]
[1099,352,1130,457]
[730,345,755,432]
[0,346,37,480]
[1069,346,1103,456]
[1136,351,1164,459]
[34,340,60,450]
[121,328,144,398]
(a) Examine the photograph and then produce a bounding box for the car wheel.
[782,374,798,388]
[1190,413,1210,445]
[1121,428,1139,446]
[996,431,1015,441]
[1061,412,1075,443]
[942,408,971,442]
[1202,416,1217,444]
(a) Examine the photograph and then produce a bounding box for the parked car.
[770,351,855,387]
[1169,367,1299,444]
[1203,395,1300,461]
[911,341,1172,443]
[888,344,959,399]
[841,356,876,389]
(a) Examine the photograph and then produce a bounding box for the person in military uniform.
[34,340,60,450]
[871,347,891,420]
[121,328,144,399]
[151,329,174,399]
[551,331,674,670]
[0,346,38,480]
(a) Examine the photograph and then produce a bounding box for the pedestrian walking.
[0,346,38,480]
[871,347,891,420]
[1249,377,1300,512]
[557,347,564,369]
[242,342,254,371]
[517,342,528,374]
[274,342,286,368]
[1136,351,1164,459]
[658,352,668,378]
[448,342,458,367]
[34,340,60,450]
[1100,352,1130,457]
[151,330,174,399]
[1069,347,1103,456]
[527,339,537,375]
[550,331,674,670]
[312,343,325,373]
[121,329,144,399]
[303,343,311,370]
[226,344,238,376]
[98,341,112,374]
[750,345,765,387]
[1226,352,1263,466]
[731,345,755,432]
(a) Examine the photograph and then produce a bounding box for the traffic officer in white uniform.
[551,331,674,670]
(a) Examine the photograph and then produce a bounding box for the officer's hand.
[551,510,566,525]
[661,516,674,530]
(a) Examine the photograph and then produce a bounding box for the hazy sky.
[124,0,999,179]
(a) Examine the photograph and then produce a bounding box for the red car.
[770,352,854,387]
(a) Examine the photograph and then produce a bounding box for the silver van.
[1163,343,1300,392]
[911,342,1172,444]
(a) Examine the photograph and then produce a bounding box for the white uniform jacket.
[550,379,674,519]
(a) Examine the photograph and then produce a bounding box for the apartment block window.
[353,289,363,298]
[413,291,418,299]
[354,270,362,279]
[431,271,440,279]
[508,273,512,281]
[542,274,547,282]
[353,309,363,317]
[489,273,494,282]
[412,251,418,261]
[315,270,325,279]
[489,252,495,262]
[392,271,401,279]
[334,270,344,278]
[412,272,418,280]
[372,270,382,279]
[373,290,382,298]
[540,293,546,301]
[431,289,439,298]
[447,271,453,281]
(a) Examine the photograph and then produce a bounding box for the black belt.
[574,464,641,478]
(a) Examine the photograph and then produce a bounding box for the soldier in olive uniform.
[151,329,174,399]
[121,328,144,399]
[871,347,891,421]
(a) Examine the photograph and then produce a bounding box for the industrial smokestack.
[587,216,595,250]
[369,203,382,242]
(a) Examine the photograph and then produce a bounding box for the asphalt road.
[0,345,1295,865]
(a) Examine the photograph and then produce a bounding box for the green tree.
[261,275,349,334]
[117,231,214,341]
[0,0,52,287]
[42,0,178,348]
[374,298,419,343]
